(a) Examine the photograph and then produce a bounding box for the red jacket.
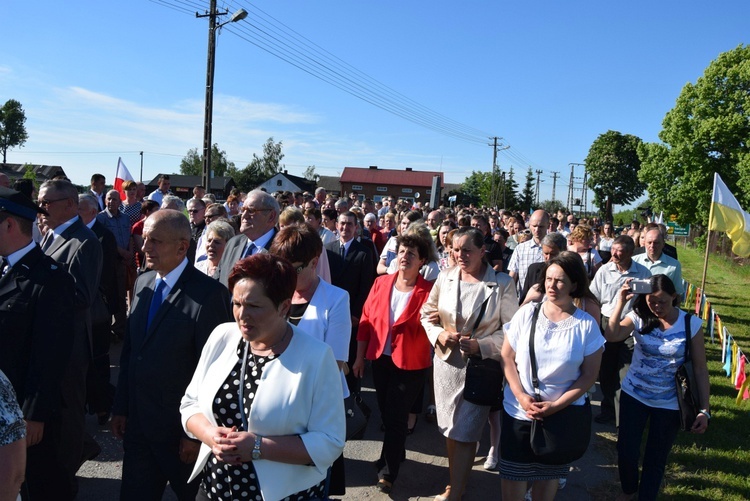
[357,273,434,370]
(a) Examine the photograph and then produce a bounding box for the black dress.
[200,340,326,500]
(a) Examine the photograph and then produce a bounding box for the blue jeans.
[617,390,680,501]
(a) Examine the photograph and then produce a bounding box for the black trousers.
[371,355,427,484]
[120,428,199,501]
[345,326,361,395]
[24,416,72,501]
[598,338,633,426]
[86,314,114,414]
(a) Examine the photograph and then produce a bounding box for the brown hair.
[228,254,297,307]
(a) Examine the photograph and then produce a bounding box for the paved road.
[77,342,620,500]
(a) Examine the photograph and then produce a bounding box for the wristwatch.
[252,434,263,460]
[698,409,711,420]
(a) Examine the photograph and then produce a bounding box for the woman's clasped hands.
[519,394,560,421]
[209,426,255,465]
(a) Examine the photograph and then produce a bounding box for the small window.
[352,184,363,191]
[276,180,282,186]
[426,189,431,195]
[376,186,388,192]
[402,188,413,194]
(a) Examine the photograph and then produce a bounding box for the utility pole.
[550,171,559,203]
[535,169,543,206]
[490,137,498,208]
[487,137,509,208]
[196,3,247,194]
[567,163,585,215]
[139,151,143,183]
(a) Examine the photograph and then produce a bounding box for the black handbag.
[344,393,371,441]
[463,293,504,407]
[675,313,700,432]
[528,304,592,465]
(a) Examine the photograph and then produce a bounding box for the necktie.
[243,242,256,259]
[146,278,167,330]
[41,232,54,252]
[339,244,346,258]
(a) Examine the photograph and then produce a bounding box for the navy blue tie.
[243,242,256,259]
[147,278,167,330]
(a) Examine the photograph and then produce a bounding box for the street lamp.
[197,3,247,194]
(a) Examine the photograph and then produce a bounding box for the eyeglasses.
[187,209,204,213]
[242,207,271,216]
[291,262,307,274]
[37,197,68,208]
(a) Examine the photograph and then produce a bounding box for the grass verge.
[661,244,750,500]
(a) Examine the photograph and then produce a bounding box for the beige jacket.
[421,265,518,362]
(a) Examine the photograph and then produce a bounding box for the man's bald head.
[529,209,549,243]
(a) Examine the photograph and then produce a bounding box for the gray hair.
[246,189,280,218]
[161,195,185,212]
[205,220,236,242]
[78,194,99,211]
[40,179,78,201]
[542,232,568,250]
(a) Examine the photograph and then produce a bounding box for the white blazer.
[180,323,346,501]
[294,278,351,398]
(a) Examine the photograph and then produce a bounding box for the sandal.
[377,479,393,494]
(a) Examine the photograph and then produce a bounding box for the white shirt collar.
[5,240,36,267]
[156,257,189,292]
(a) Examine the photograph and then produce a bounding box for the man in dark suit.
[37,179,103,495]
[79,194,120,423]
[325,211,375,395]
[111,209,232,500]
[215,189,279,287]
[0,186,77,500]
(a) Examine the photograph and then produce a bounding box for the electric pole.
[488,137,508,208]
[550,171,559,203]
[535,169,543,206]
[196,3,247,194]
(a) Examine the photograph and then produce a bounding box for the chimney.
[369,165,378,169]
[405,167,413,171]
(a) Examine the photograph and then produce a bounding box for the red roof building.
[339,166,444,203]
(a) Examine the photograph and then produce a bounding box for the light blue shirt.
[632,252,684,297]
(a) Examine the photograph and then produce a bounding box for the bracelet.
[698,409,711,420]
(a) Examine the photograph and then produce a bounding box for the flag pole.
[700,174,717,293]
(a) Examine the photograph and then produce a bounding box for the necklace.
[250,324,291,357]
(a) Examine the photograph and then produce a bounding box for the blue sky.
[3,0,749,210]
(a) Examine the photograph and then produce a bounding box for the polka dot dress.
[201,340,326,500]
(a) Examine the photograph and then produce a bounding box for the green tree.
[0,99,29,163]
[303,165,319,183]
[538,199,567,215]
[585,130,646,222]
[246,137,284,180]
[179,144,234,177]
[638,44,750,227]
[227,137,285,191]
[22,163,36,181]
[502,166,520,210]
[519,167,535,211]
[458,171,488,207]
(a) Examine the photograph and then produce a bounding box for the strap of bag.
[528,303,543,400]
[684,311,692,363]
[469,269,501,339]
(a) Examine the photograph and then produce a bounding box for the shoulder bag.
[344,393,371,440]
[528,303,593,465]
[675,312,700,432]
[463,284,504,407]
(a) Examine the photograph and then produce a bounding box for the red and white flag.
[114,157,135,200]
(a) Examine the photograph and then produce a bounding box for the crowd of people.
[0,171,712,501]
